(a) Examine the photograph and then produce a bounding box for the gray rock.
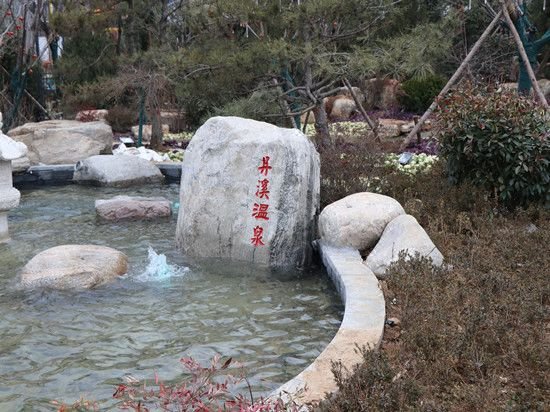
[20,244,128,289]
[73,155,164,187]
[175,116,320,270]
[318,192,405,250]
[11,156,30,172]
[365,214,444,278]
[7,120,113,165]
[95,196,171,221]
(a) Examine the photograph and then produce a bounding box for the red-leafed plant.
[55,355,296,412]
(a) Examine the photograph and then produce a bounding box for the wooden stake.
[400,9,503,151]
[0,65,51,119]
[500,1,549,109]
[342,77,379,141]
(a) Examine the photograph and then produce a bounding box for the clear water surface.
[0,184,343,411]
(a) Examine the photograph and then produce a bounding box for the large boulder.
[363,78,403,110]
[318,192,405,251]
[95,196,171,221]
[20,245,128,289]
[365,214,444,278]
[73,155,164,187]
[175,116,320,269]
[325,96,357,120]
[7,120,113,165]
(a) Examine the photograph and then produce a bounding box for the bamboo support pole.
[400,9,503,151]
[342,77,379,141]
[500,0,549,109]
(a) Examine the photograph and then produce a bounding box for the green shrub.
[399,74,446,113]
[437,87,549,207]
[60,81,111,116]
[105,105,137,132]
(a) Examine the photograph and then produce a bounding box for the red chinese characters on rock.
[251,225,265,247]
[255,178,270,200]
[258,156,272,176]
[252,203,269,220]
[251,156,272,247]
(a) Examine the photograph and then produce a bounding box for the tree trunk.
[312,103,331,148]
[150,108,163,150]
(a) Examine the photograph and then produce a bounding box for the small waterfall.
[135,247,188,282]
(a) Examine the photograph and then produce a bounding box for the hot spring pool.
[0,184,343,411]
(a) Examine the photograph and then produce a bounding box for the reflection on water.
[0,184,343,411]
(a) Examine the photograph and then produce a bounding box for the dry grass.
[318,143,550,411]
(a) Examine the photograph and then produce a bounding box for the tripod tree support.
[500,0,549,109]
[400,9,503,151]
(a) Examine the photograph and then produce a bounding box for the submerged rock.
[95,196,171,221]
[73,155,164,187]
[20,244,128,289]
[175,116,320,270]
[365,214,444,278]
[7,120,113,165]
[318,192,405,250]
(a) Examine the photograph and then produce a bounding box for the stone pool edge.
[271,240,385,408]
[13,162,183,186]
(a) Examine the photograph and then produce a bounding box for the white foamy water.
[134,247,189,282]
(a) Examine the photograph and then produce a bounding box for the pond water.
[0,184,343,411]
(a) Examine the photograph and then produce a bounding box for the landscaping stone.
[363,78,402,110]
[318,192,405,251]
[326,96,357,120]
[11,156,30,172]
[175,116,320,270]
[75,109,109,122]
[73,154,164,187]
[377,119,433,138]
[20,244,128,289]
[95,196,171,221]
[365,214,444,278]
[7,120,113,165]
[272,241,385,404]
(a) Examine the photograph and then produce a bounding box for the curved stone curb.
[272,240,385,407]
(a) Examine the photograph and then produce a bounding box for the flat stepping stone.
[95,196,171,221]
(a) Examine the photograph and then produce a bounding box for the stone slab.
[272,241,385,405]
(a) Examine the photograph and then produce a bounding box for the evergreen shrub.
[400,74,446,113]
[437,88,549,207]
[105,105,137,132]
